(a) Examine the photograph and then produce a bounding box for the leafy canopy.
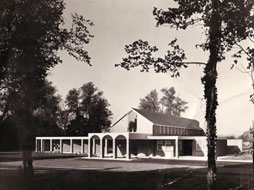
[0,0,94,118]
[139,90,160,112]
[0,0,94,145]
[64,82,112,136]
[139,87,188,116]
[117,0,254,74]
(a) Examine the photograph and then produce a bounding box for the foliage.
[33,81,64,136]
[0,0,93,145]
[139,89,160,112]
[64,82,112,136]
[160,87,188,116]
[232,41,254,104]
[0,81,64,151]
[117,0,254,189]
[139,88,188,116]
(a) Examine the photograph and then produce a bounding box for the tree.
[139,89,160,112]
[139,88,188,116]
[0,0,93,176]
[160,87,188,116]
[233,45,254,104]
[64,82,112,136]
[116,1,254,189]
[33,81,64,136]
[249,121,254,166]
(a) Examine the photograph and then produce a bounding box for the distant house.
[36,108,242,159]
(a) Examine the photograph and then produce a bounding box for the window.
[176,128,179,135]
[196,142,201,151]
[166,127,170,135]
[174,128,177,135]
[159,126,162,134]
[165,141,172,151]
[165,141,171,146]
[157,141,163,151]
[170,127,173,134]
[163,126,166,134]
[179,141,182,151]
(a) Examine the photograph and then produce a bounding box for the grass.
[1,158,254,190]
[0,151,86,162]
[219,152,252,160]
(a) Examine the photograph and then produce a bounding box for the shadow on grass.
[0,152,86,162]
[161,163,254,190]
[1,163,254,190]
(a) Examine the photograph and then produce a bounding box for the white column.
[35,139,37,152]
[70,139,73,153]
[113,138,116,159]
[81,139,84,154]
[100,138,103,158]
[60,139,62,153]
[93,138,96,155]
[104,139,108,156]
[88,138,91,157]
[50,139,53,152]
[41,139,43,152]
[126,138,130,160]
[175,137,179,158]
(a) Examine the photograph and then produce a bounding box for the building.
[35,108,242,160]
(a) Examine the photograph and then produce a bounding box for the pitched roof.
[132,108,201,130]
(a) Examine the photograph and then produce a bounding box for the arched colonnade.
[88,133,130,159]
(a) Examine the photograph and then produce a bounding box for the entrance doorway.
[182,140,192,155]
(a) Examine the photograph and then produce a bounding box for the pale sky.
[47,0,254,137]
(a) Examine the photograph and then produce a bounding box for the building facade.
[36,108,241,160]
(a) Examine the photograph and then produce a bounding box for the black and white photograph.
[0,0,254,189]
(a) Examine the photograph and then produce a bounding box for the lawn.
[1,158,254,190]
[0,151,86,162]
[218,152,252,160]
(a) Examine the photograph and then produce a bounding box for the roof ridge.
[132,108,196,121]
[133,108,201,130]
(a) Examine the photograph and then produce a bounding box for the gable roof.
[132,108,201,130]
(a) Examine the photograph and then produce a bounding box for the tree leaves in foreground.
[0,0,93,176]
[116,0,254,189]
[0,0,94,140]
[64,82,112,136]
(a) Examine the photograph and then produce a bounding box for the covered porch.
[88,132,149,160]
[147,136,207,159]
[35,137,89,154]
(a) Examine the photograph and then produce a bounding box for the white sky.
[47,0,254,137]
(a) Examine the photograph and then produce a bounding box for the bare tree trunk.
[18,116,35,177]
[202,0,222,189]
[252,131,254,167]
[22,146,34,177]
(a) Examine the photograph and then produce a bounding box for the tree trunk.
[22,147,34,177]
[18,115,35,177]
[252,133,254,167]
[202,0,222,189]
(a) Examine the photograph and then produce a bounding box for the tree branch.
[235,43,254,60]
[0,102,9,124]
[183,61,206,65]
[248,36,254,44]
